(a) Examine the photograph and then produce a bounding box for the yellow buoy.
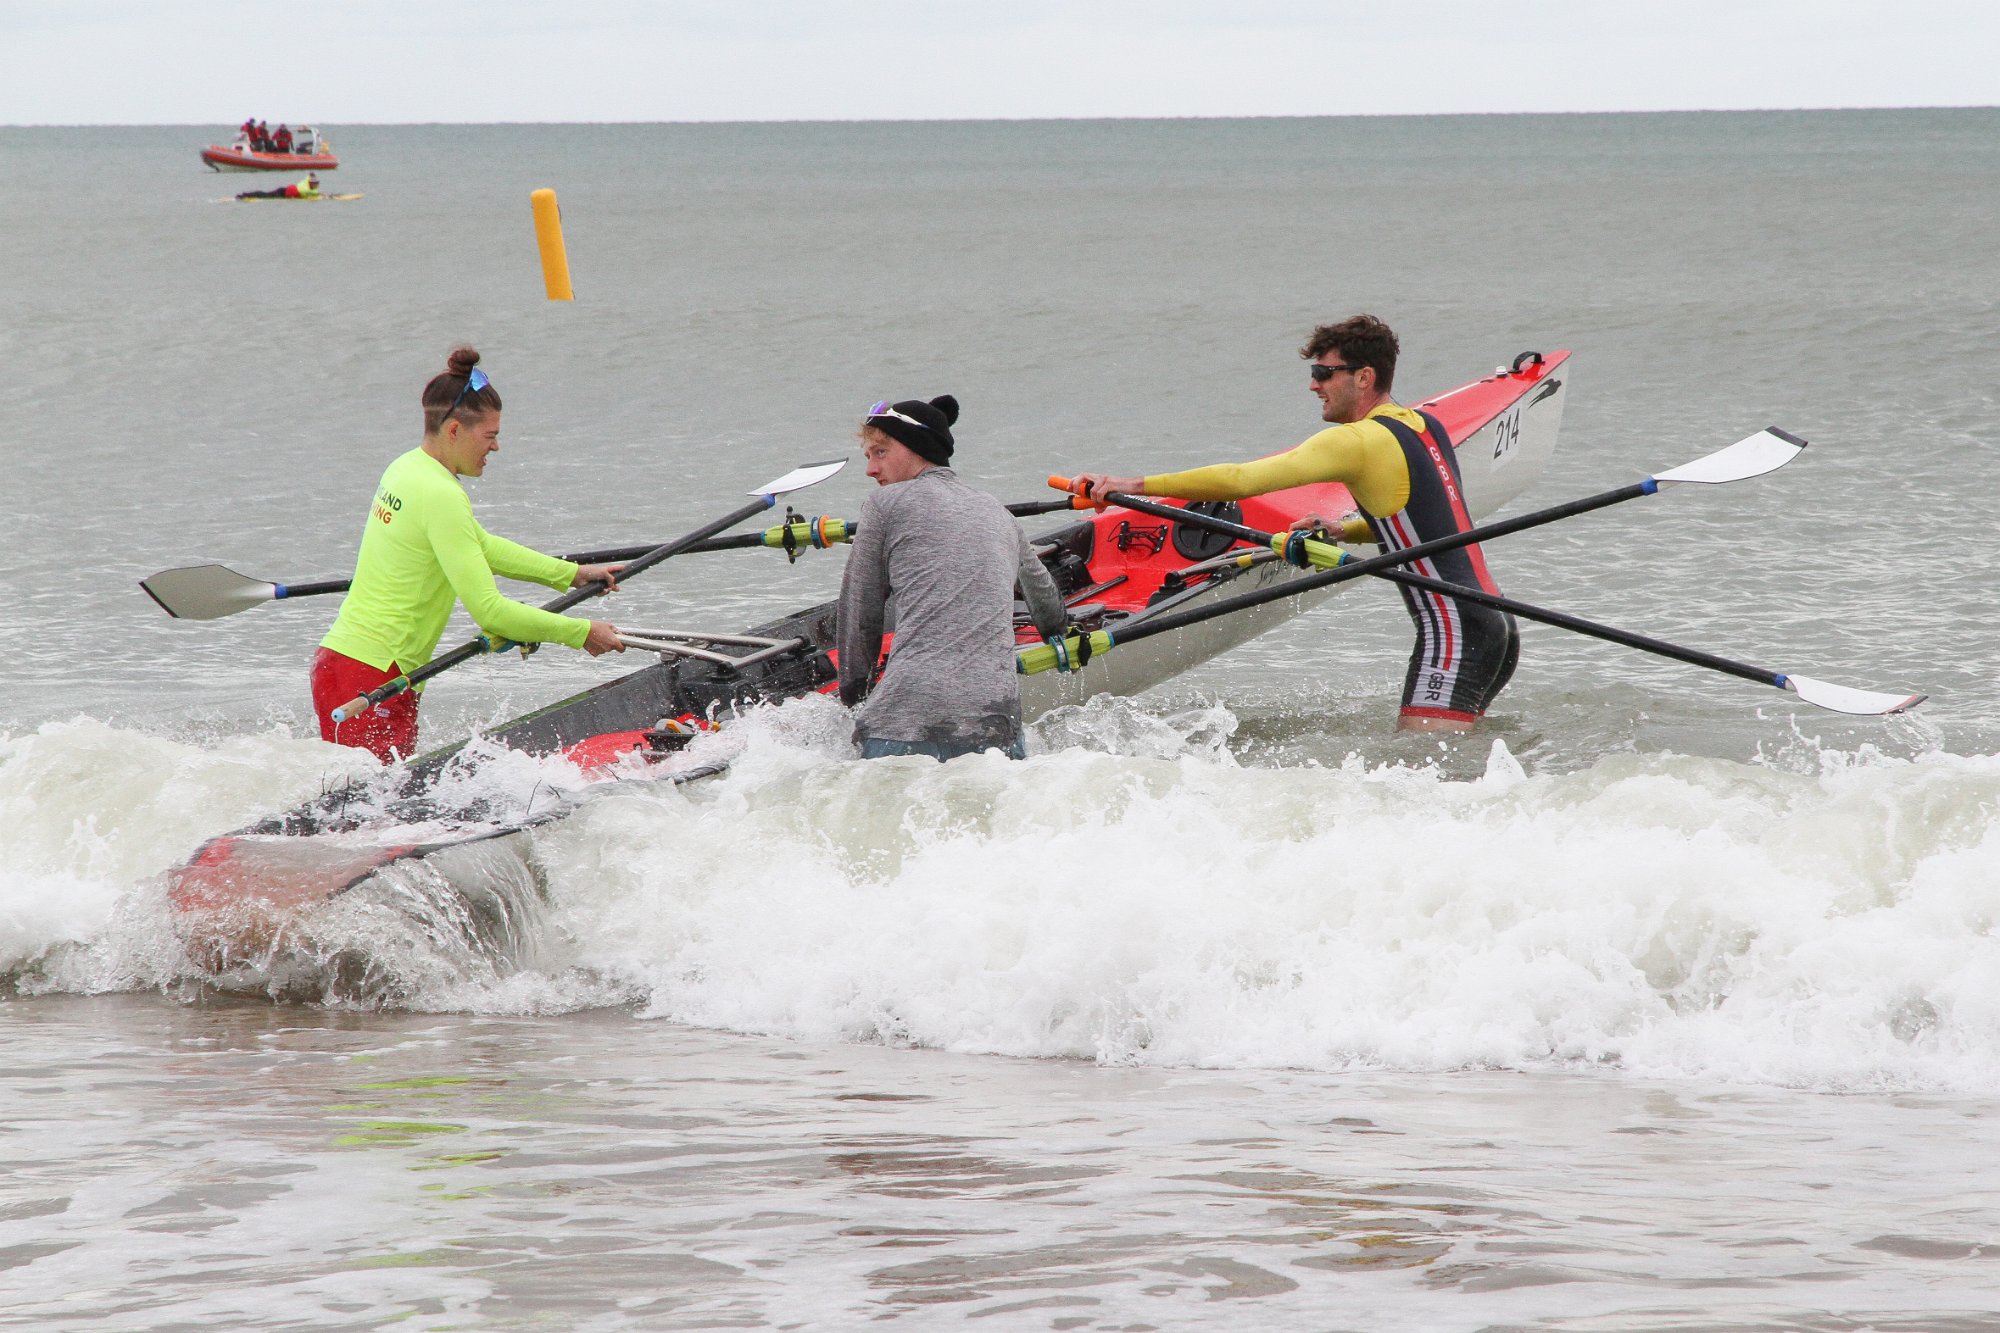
[530,188,574,301]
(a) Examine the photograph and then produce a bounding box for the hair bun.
[445,345,481,378]
[928,394,960,426]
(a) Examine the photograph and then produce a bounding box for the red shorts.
[310,647,419,762]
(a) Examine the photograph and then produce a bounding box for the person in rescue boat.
[273,124,294,153]
[837,395,1068,761]
[311,346,625,762]
[1071,314,1518,732]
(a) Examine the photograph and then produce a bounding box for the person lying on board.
[311,346,625,761]
[1071,313,1518,733]
[838,395,1066,762]
[235,173,321,200]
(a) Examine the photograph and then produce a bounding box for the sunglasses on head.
[441,367,492,422]
[1309,362,1363,383]
[867,399,927,429]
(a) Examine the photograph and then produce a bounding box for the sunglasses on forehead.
[1309,362,1363,383]
[867,399,928,429]
[440,367,492,421]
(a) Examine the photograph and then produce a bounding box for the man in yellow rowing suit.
[1073,314,1517,732]
[311,350,623,760]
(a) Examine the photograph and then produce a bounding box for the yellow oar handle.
[1017,630,1117,677]
[1267,531,1347,571]
[762,517,851,548]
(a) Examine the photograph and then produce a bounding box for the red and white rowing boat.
[163,352,1571,995]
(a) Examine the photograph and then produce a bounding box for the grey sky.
[4,0,1995,125]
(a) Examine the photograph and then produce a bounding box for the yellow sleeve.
[431,498,590,649]
[479,527,579,593]
[1145,423,1376,502]
[1145,416,1413,517]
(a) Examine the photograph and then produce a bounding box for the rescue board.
[218,193,365,203]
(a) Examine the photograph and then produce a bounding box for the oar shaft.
[1051,425,1813,606]
[1038,477,1659,647]
[566,503,1065,566]
[1021,429,1825,683]
[563,539,733,565]
[273,578,348,600]
[1058,481,1734,668]
[1075,480,1655,580]
[1022,546,1780,690]
[535,496,775,618]
[532,502,1059,567]
[1375,568,1782,688]
[168,501,1040,619]
[1077,489,1288,548]
[334,495,782,720]
[1399,481,1653,554]
[1089,559,1344,650]
[564,517,853,566]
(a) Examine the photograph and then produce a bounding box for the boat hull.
[172,826,550,1002]
[230,193,364,203]
[203,146,339,172]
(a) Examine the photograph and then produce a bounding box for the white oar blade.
[139,565,277,620]
[750,458,846,498]
[1784,673,1926,716]
[1653,427,1806,486]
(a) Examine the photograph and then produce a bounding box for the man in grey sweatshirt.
[837,395,1067,761]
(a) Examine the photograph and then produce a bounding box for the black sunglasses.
[440,367,492,422]
[1309,363,1363,383]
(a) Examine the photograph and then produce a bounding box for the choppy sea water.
[3,110,1999,1328]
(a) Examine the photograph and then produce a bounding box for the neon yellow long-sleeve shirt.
[1144,403,1429,543]
[320,448,588,675]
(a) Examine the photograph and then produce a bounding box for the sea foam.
[5,703,1997,1094]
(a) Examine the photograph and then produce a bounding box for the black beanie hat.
[866,395,959,466]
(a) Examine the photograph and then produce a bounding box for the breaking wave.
[4,701,1998,1094]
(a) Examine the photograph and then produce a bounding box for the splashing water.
[6,699,1997,1094]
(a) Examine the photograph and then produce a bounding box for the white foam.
[8,706,2000,1094]
[0,720,377,978]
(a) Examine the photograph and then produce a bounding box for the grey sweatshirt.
[837,467,1066,748]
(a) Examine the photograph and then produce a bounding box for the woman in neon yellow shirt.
[311,346,624,760]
